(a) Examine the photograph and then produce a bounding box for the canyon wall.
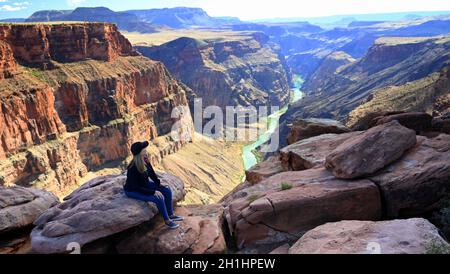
[0,23,193,197]
[285,36,450,122]
[0,23,135,66]
[136,34,291,111]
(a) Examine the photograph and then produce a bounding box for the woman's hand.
[155,192,164,200]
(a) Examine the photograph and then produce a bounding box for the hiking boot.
[166,221,179,229]
[170,215,184,222]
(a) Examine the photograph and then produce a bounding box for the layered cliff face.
[0,40,16,79]
[285,36,450,122]
[302,51,355,93]
[136,34,291,111]
[0,23,192,197]
[0,23,135,66]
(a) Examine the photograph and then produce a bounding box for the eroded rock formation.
[0,186,58,254]
[286,37,450,122]
[136,34,291,111]
[370,134,450,217]
[289,218,449,254]
[116,204,226,254]
[0,23,135,65]
[225,168,382,250]
[325,121,417,179]
[31,173,185,254]
[280,132,360,171]
[0,23,193,197]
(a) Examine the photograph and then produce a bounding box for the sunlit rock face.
[0,23,193,197]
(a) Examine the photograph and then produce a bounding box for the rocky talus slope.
[2,111,448,254]
[136,34,291,111]
[0,23,193,197]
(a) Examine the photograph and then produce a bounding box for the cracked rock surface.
[225,167,382,249]
[289,218,449,254]
[0,186,59,234]
[30,173,185,254]
[116,204,226,254]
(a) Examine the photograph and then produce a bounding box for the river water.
[242,75,305,170]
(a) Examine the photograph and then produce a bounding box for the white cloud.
[67,0,87,7]
[0,1,30,11]
[198,0,450,20]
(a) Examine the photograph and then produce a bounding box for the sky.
[1,0,450,20]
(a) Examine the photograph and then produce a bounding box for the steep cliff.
[0,23,135,66]
[136,34,291,111]
[302,51,355,93]
[0,23,192,197]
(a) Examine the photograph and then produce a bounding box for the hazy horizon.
[1,0,450,21]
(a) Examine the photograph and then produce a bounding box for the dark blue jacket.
[124,162,161,195]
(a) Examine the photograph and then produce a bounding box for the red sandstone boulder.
[350,111,405,131]
[289,218,449,254]
[286,118,350,145]
[325,120,416,179]
[352,111,434,133]
[369,134,450,218]
[245,156,284,185]
[30,173,185,254]
[115,204,226,254]
[269,244,290,254]
[280,132,360,171]
[225,168,381,249]
[373,112,433,133]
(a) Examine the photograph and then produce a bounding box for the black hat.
[131,141,149,156]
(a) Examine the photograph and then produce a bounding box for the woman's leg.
[156,185,174,217]
[124,191,170,221]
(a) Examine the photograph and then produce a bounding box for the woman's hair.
[128,150,147,173]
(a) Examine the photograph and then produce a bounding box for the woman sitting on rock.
[124,141,183,229]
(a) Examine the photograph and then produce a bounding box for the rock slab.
[289,218,449,254]
[225,168,382,249]
[116,204,226,254]
[325,120,416,179]
[0,186,59,234]
[30,173,185,254]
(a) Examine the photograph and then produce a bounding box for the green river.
[242,75,305,170]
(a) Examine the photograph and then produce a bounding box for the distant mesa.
[24,6,241,32]
[26,7,159,33]
[127,7,241,29]
[0,18,26,23]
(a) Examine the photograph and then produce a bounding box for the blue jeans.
[124,183,174,221]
